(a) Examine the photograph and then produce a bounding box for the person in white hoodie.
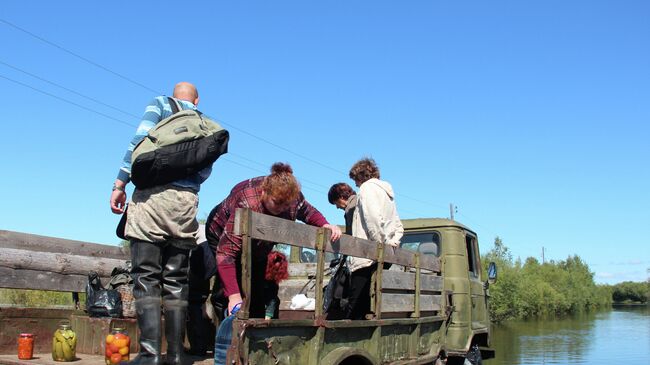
[346,158,404,319]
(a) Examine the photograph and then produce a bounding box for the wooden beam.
[382,271,415,291]
[0,230,128,260]
[380,271,443,293]
[421,275,443,293]
[241,210,441,271]
[313,229,326,317]
[243,209,319,250]
[0,267,102,292]
[0,247,127,277]
[381,294,442,313]
[239,209,252,319]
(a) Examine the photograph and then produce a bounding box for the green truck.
[226,208,497,365]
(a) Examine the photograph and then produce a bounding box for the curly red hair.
[265,251,289,284]
[262,162,301,205]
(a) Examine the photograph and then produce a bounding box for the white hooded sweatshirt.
[348,178,404,272]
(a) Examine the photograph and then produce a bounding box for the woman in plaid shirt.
[206,163,342,317]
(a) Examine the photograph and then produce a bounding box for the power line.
[228,152,333,190]
[212,116,347,176]
[0,59,140,119]
[220,158,327,196]
[2,17,346,175]
[0,18,162,95]
[0,73,135,128]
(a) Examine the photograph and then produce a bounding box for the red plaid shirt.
[207,176,328,296]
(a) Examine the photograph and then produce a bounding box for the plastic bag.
[85,271,123,318]
[323,258,351,314]
[290,294,315,310]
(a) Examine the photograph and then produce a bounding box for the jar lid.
[113,327,125,331]
[19,333,33,337]
[59,324,71,330]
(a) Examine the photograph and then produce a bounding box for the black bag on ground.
[86,271,123,318]
[130,97,229,189]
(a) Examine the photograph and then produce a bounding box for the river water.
[486,306,649,364]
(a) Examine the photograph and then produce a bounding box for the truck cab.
[400,219,493,360]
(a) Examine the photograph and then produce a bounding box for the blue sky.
[1,1,648,284]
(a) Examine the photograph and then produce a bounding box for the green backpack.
[130,97,229,189]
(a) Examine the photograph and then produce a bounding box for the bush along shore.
[481,237,616,322]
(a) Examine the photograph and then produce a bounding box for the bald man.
[110,82,210,365]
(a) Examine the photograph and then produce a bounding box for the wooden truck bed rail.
[234,208,444,320]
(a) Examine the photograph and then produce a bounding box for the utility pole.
[449,203,456,221]
[542,246,545,264]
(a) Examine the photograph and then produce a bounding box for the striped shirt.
[116,96,211,191]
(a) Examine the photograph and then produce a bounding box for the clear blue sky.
[1,1,648,284]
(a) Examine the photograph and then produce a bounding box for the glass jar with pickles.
[52,322,77,361]
[105,327,130,365]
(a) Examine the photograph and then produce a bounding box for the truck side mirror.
[487,262,497,284]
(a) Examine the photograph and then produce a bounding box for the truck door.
[465,233,487,329]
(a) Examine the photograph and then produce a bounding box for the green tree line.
[607,281,649,304]
[481,237,613,322]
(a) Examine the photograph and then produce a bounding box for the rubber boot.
[164,300,189,365]
[186,303,209,356]
[129,241,164,365]
[161,245,191,365]
[129,298,163,365]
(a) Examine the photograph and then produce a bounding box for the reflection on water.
[487,306,650,365]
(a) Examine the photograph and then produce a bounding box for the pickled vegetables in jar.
[105,327,130,365]
[18,333,34,360]
[52,322,76,361]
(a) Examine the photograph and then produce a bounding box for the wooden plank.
[382,271,415,291]
[287,263,318,278]
[421,275,443,292]
[314,229,326,317]
[0,307,78,355]
[245,210,319,250]
[277,277,330,310]
[383,245,415,268]
[240,209,252,319]
[380,272,443,293]
[382,293,414,313]
[0,230,128,260]
[0,248,127,278]
[419,295,442,312]
[0,267,99,292]
[381,294,442,313]
[324,234,379,261]
[241,210,441,271]
[420,255,441,273]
